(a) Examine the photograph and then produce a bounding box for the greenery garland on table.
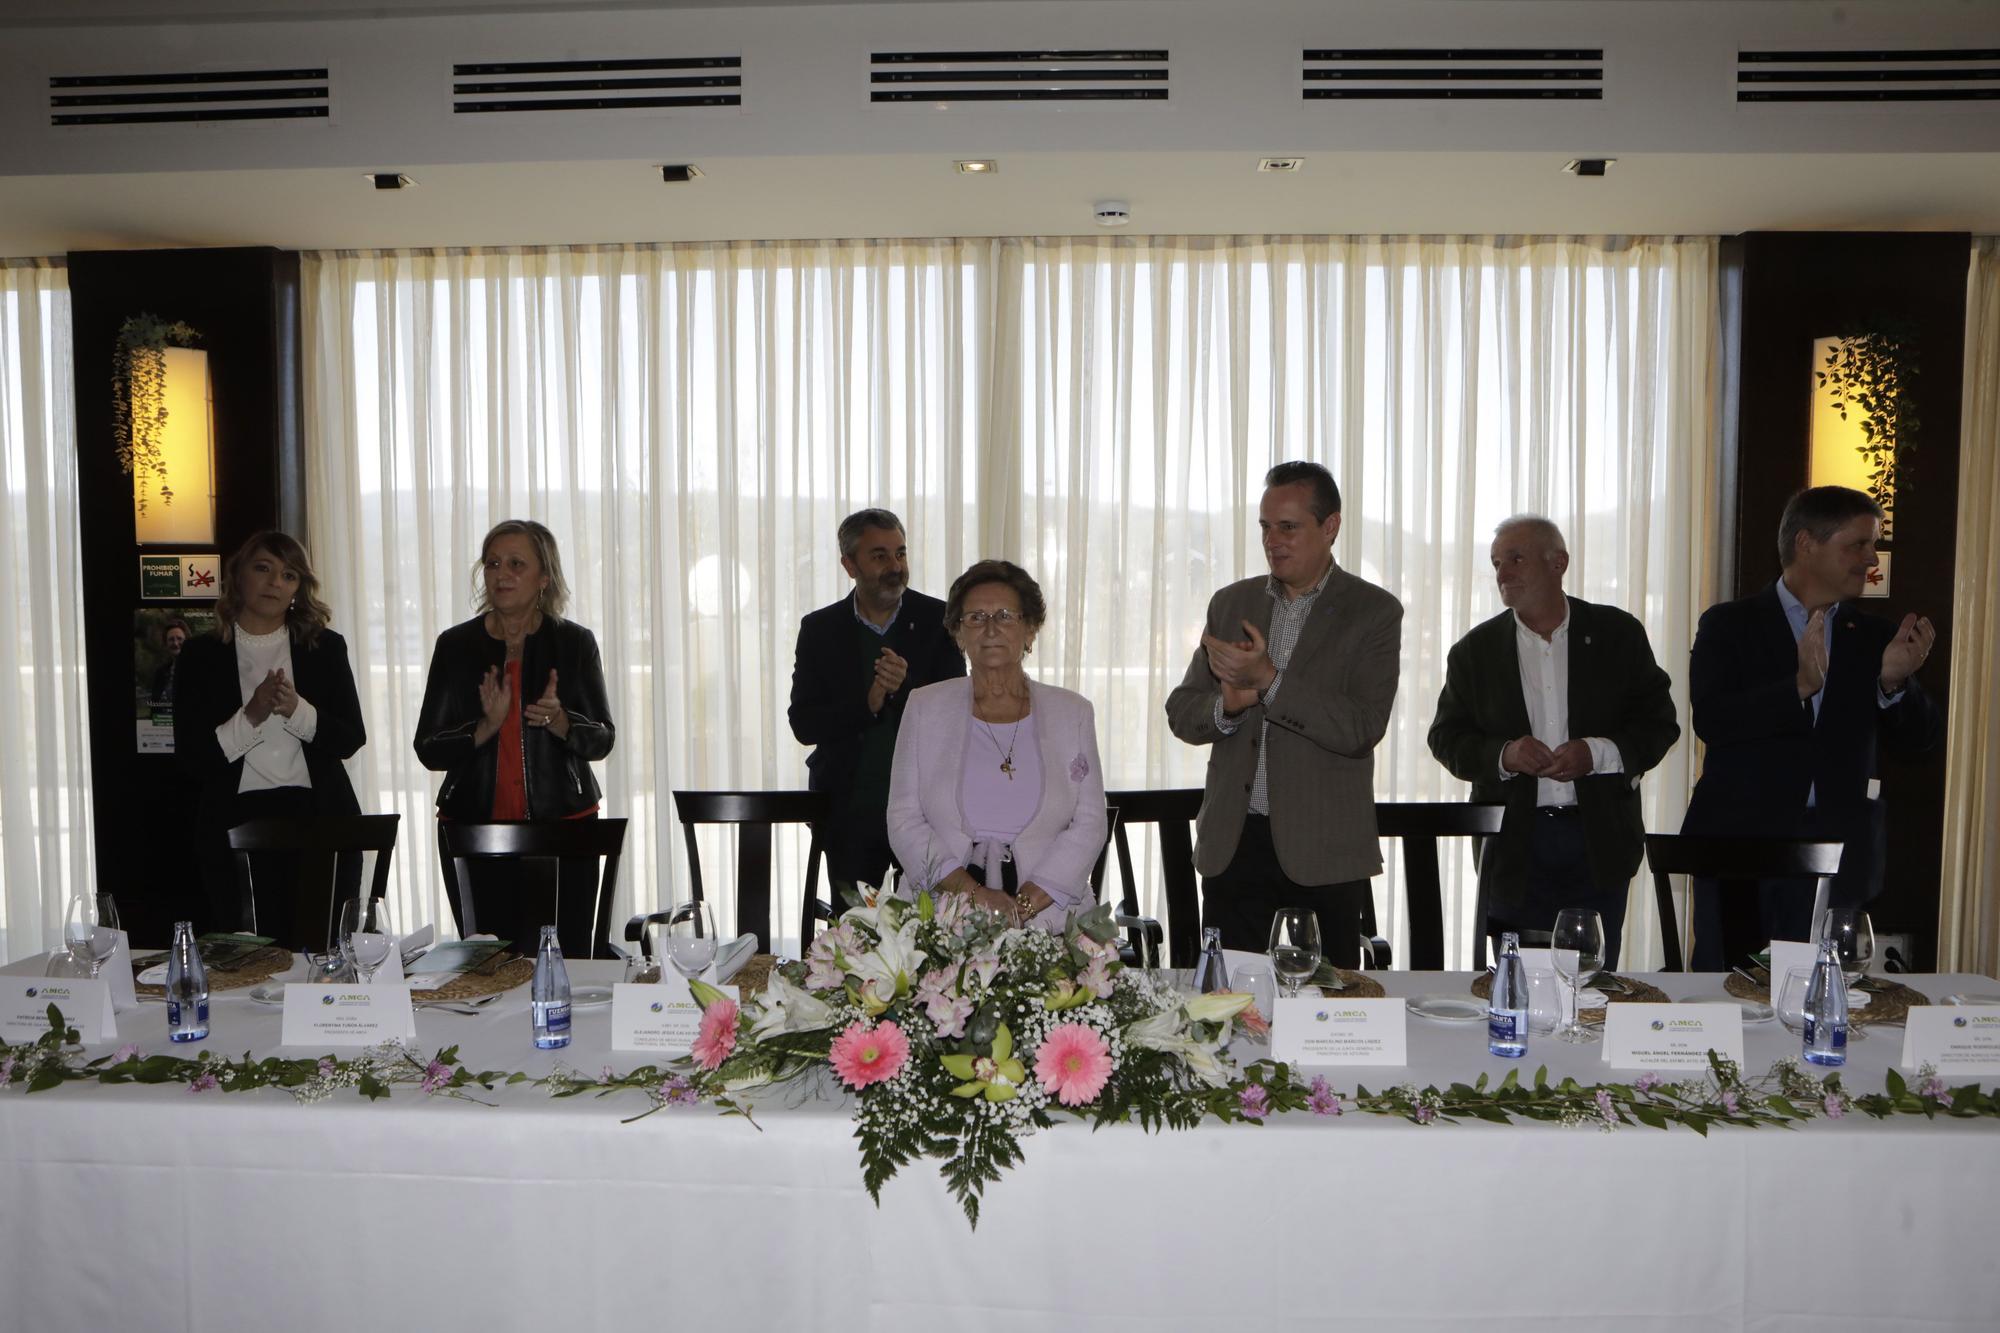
[111,312,201,515]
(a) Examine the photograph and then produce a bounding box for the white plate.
[1685,992,1775,1024]
[570,986,614,1010]
[249,981,287,1005]
[1408,994,1487,1024]
[1944,992,2000,1007]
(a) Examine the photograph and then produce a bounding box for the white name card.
[1900,1007,2000,1076]
[0,977,115,1044]
[1601,1003,1743,1069]
[611,976,739,1054]
[102,930,139,1011]
[1271,996,1408,1067]
[280,983,416,1047]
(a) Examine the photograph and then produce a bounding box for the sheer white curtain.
[305,235,1717,964]
[303,241,1000,943]
[0,258,92,961]
[1009,236,1717,967]
[1940,237,2000,975]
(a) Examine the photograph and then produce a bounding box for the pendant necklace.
[977,717,1022,780]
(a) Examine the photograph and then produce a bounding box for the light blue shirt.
[852,593,903,637]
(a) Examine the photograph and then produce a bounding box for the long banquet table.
[4,961,1998,1332]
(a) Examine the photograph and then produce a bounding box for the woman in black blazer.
[174,531,365,940]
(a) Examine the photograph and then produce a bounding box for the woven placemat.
[1314,969,1385,998]
[1726,969,1926,1025]
[1472,971,1667,1024]
[134,945,293,997]
[413,956,535,1001]
[729,954,778,995]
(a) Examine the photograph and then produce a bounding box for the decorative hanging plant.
[112,313,201,514]
[1815,326,1919,545]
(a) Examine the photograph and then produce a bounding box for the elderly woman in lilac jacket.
[888,560,1107,930]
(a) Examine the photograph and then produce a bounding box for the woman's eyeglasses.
[957,609,1022,629]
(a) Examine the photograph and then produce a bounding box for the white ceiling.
[3,0,1997,256]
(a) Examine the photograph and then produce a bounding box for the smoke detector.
[1093,201,1131,228]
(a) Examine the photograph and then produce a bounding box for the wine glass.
[1821,909,1875,988]
[663,899,718,982]
[1268,907,1322,998]
[338,897,395,984]
[61,893,119,978]
[1550,908,1606,1044]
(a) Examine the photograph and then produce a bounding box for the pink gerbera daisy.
[829,1020,910,1089]
[1035,1022,1113,1106]
[690,996,740,1071]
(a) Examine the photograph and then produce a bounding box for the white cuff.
[1583,736,1625,776]
[1211,696,1241,736]
[215,709,263,762]
[282,696,319,742]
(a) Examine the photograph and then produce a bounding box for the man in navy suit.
[789,509,964,897]
[1682,486,1940,968]
[1428,517,1681,969]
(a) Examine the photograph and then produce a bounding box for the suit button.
[1243,782,1252,793]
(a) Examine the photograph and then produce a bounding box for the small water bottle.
[1191,926,1231,994]
[165,920,209,1043]
[530,925,572,1050]
[1488,931,1528,1058]
[1802,934,1849,1067]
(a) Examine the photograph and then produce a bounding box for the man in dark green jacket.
[1427,517,1681,967]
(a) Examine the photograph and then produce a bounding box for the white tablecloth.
[3,964,1996,1332]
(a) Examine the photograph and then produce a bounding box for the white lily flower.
[847,918,928,999]
[748,971,836,1041]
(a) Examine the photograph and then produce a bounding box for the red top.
[492,661,528,820]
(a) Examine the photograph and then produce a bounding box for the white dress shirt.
[213,624,318,794]
[1499,607,1623,807]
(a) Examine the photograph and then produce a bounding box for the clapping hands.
[1878,612,1935,693]
[1503,736,1594,783]
[244,668,297,725]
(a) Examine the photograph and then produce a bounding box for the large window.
[306,235,1717,966]
[0,258,91,962]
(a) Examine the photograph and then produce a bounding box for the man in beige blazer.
[1166,461,1403,966]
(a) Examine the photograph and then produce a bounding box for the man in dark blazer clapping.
[789,508,965,897]
[1682,486,1940,968]
[1428,517,1681,968]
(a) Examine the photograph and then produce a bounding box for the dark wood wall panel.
[68,247,302,944]
[1728,231,1968,968]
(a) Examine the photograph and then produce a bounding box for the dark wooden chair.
[228,814,400,952]
[1105,788,1204,966]
[442,818,628,960]
[673,790,830,953]
[1644,834,1844,972]
[1375,802,1505,970]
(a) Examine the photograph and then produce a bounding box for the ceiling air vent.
[871,50,1168,105]
[1302,48,1602,100]
[1737,49,2000,103]
[453,57,741,114]
[48,67,330,126]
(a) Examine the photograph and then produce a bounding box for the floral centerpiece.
[673,891,1255,1224]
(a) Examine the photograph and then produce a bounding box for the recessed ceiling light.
[1562,158,1615,177]
[1258,157,1304,174]
[956,160,997,175]
[367,173,415,190]
[659,164,704,183]
[1093,201,1130,228]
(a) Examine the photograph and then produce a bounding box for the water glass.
[1550,909,1606,1044]
[1268,908,1322,998]
[1776,966,1815,1034]
[337,897,395,984]
[663,899,719,981]
[1525,968,1563,1035]
[1229,960,1276,1044]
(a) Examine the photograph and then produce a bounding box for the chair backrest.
[227,814,400,952]
[442,818,628,960]
[1105,788,1204,966]
[1376,802,1504,971]
[672,790,829,953]
[1644,834,1845,972]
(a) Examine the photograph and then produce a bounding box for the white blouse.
[213,624,319,794]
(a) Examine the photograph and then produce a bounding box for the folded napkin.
[701,934,758,985]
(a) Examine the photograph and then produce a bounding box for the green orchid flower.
[941,1022,1028,1102]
